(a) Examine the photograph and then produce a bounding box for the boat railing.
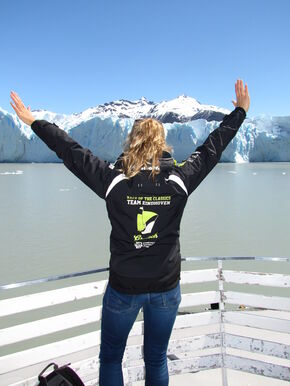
[0,256,289,385]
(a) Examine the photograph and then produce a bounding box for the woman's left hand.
[231,79,250,113]
[10,91,36,126]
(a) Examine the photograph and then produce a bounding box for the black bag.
[38,362,85,386]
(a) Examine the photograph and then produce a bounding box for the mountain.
[18,95,230,126]
[0,96,289,163]
[73,94,230,123]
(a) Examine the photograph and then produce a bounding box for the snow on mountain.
[0,96,289,163]
[18,94,229,128]
[148,95,230,123]
[83,94,230,123]
[82,96,155,120]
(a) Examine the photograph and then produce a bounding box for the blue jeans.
[99,281,181,386]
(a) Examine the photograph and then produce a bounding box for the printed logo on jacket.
[126,195,171,249]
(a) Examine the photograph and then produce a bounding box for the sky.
[1,0,289,119]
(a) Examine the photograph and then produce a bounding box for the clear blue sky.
[1,0,289,118]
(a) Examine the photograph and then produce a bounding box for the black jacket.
[31,106,246,294]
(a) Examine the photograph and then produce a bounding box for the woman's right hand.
[231,79,250,113]
[10,91,36,126]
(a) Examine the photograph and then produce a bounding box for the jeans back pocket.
[105,284,134,313]
[165,283,181,308]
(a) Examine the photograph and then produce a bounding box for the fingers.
[10,91,29,119]
[10,91,25,118]
[10,101,21,118]
[10,99,19,112]
[10,101,16,110]
[10,91,25,109]
[235,79,248,97]
[236,79,243,97]
[235,80,240,98]
[233,79,250,112]
[239,79,244,95]
[11,90,21,102]
[10,92,19,108]
[9,90,37,126]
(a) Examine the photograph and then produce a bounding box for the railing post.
[218,259,228,386]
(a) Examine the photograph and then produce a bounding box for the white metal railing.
[0,256,289,385]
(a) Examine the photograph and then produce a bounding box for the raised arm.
[10,91,112,199]
[174,79,250,196]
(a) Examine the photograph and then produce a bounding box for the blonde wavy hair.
[121,118,172,179]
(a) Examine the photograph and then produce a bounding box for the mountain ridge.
[25,94,231,126]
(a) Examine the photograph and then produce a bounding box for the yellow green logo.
[137,207,158,234]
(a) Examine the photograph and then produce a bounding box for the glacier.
[0,101,290,163]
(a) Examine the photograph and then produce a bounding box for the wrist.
[237,106,247,113]
[235,106,247,117]
[28,118,36,126]
[238,103,249,113]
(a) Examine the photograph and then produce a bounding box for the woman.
[10,79,250,386]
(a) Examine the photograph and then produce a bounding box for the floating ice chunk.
[0,170,23,175]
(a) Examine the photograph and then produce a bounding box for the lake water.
[0,162,290,289]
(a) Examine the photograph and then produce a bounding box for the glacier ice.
[0,106,290,163]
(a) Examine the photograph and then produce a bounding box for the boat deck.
[0,256,289,385]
